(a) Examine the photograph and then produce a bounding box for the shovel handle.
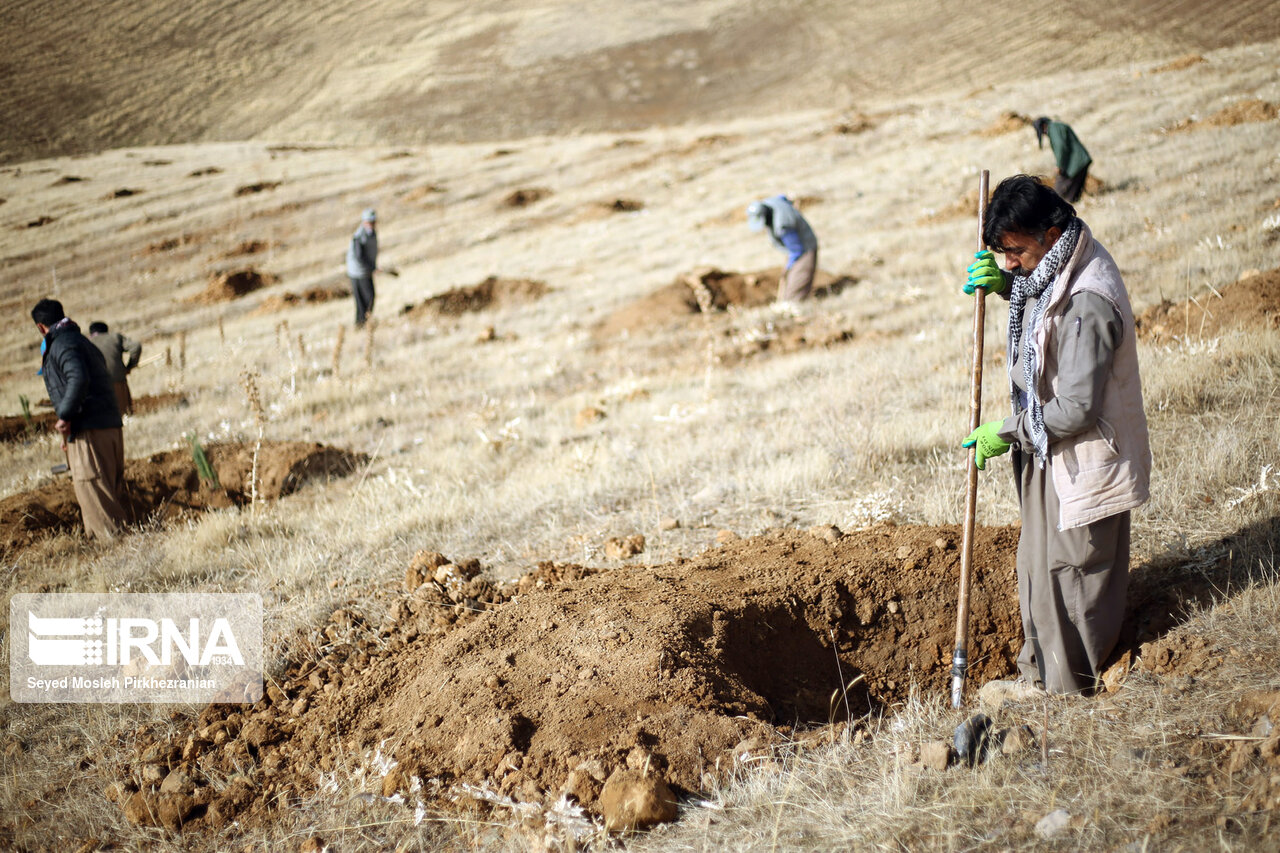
[952,169,990,709]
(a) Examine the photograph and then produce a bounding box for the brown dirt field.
[1135,267,1280,341]
[403,276,549,318]
[0,440,366,553]
[252,286,351,315]
[1171,98,1279,131]
[187,269,279,304]
[112,523,1025,828]
[596,268,857,339]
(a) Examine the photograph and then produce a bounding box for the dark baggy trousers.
[67,427,129,540]
[1054,167,1089,203]
[1014,449,1129,694]
[113,380,133,416]
[351,275,375,326]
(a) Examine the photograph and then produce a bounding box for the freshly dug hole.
[402,276,548,317]
[188,269,278,303]
[596,267,857,339]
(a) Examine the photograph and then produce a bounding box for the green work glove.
[962,420,1011,470]
[964,251,1006,296]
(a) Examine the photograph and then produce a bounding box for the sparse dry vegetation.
[1,6,1280,851]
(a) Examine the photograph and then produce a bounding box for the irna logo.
[27,611,245,667]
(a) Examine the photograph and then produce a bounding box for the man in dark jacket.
[32,299,129,539]
[346,208,380,327]
[1033,117,1092,203]
[88,321,142,416]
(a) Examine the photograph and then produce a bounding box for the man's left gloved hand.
[962,420,1011,470]
[964,251,1006,296]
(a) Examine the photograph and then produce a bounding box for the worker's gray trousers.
[351,275,375,327]
[1013,450,1129,694]
[778,249,817,302]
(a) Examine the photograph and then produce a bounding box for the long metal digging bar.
[952,169,990,709]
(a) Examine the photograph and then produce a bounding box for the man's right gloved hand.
[964,251,1006,296]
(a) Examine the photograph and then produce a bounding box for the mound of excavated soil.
[0,411,55,443]
[252,286,351,315]
[188,269,279,304]
[1136,268,1280,341]
[116,525,1022,830]
[403,276,549,318]
[0,393,187,443]
[224,239,272,257]
[1171,98,1279,131]
[978,111,1030,137]
[130,392,188,416]
[0,440,365,552]
[1152,53,1206,73]
[918,188,983,225]
[597,268,857,339]
[116,525,1022,825]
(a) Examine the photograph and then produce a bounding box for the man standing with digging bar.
[32,298,130,540]
[961,175,1151,697]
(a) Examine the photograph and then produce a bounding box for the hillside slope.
[3,0,1280,162]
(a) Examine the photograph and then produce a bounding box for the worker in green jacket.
[1033,117,1092,203]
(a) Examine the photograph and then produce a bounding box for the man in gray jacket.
[88,321,142,416]
[346,208,380,327]
[962,175,1151,695]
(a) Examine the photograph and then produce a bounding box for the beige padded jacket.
[1016,223,1152,530]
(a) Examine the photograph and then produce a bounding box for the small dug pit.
[252,286,351,315]
[224,240,272,258]
[596,267,856,339]
[126,525,1021,831]
[0,441,366,553]
[187,269,279,304]
[501,187,551,208]
[1136,267,1280,341]
[402,276,548,318]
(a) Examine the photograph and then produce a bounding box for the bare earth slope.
[4,0,1280,162]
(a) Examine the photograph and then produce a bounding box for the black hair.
[89,321,109,334]
[983,174,1076,250]
[31,298,65,327]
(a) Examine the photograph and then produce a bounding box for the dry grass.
[1,32,1279,852]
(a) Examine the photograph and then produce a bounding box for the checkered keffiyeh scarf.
[1007,217,1082,464]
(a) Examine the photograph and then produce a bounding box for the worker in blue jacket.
[746,195,819,303]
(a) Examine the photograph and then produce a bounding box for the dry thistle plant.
[332,324,346,377]
[178,330,187,387]
[687,275,716,398]
[364,319,375,372]
[218,315,226,346]
[239,368,267,509]
[296,331,306,360]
